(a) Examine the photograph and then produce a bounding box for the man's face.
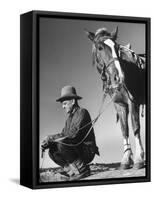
[62,99,74,114]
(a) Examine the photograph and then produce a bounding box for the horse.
[85,27,145,169]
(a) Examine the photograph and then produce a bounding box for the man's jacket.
[51,106,99,156]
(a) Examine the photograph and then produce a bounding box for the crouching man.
[41,85,99,181]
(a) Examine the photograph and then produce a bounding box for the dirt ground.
[40,162,146,182]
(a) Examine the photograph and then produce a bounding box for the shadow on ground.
[9,178,20,185]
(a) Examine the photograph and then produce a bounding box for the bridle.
[105,57,119,70]
[100,57,120,82]
[94,39,126,96]
[95,41,135,103]
[94,37,120,81]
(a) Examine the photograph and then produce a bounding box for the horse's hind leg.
[114,103,134,169]
[130,102,144,169]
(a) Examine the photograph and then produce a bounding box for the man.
[41,85,99,181]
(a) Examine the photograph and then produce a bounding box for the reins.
[99,49,136,104]
[99,55,145,117]
[105,57,119,70]
[40,91,113,171]
[41,92,114,161]
[54,91,113,147]
[40,149,46,176]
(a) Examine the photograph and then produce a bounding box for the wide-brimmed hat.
[56,85,82,102]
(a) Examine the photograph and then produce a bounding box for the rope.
[40,150,46,181]
[40,150,45,170]
[123,83,135,103]
[40,92,115,171]
[40,90,115,174]
[54,92,114,147]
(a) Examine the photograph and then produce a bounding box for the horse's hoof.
[119,163,133,170]
[133,162,145,169]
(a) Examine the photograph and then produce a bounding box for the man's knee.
[56,142,67,152]
[48,146,67,167]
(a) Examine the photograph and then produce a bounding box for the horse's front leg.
[114,103,134,169]
[130,103,144,169]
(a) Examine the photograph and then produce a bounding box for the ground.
[40,162,145,182]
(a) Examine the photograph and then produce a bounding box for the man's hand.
[41,135,54,151]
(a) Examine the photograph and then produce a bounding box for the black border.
[20,10,151,189]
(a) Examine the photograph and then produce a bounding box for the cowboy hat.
[56,85,82,102]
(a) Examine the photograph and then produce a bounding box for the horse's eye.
[95,42,103,51]
[98,44,103,51]
[98,46,103,51]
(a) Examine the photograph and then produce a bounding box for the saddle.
[117,44,146,105]
[118,43,146,70]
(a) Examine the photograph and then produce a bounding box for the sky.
[39,16,146,168]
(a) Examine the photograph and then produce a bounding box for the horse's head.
[85,27,123,90]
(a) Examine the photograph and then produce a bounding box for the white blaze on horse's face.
[104,39,115,49]
[104,39,124,81]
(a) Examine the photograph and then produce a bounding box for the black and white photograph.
[38,13,150,184]
[1,0,153,197]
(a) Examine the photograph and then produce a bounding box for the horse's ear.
[126,43,131,49]
[111,26,118,40]
[84,29,95,42]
